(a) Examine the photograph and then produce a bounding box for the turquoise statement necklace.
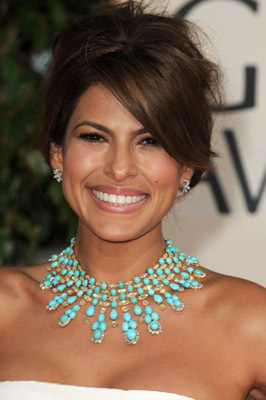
[40,238,205,344]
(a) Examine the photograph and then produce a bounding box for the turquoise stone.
[166,297,173,304]
[67,280,74,287]
[179,279,185,285]
[59,256,64,262]
[174,299,182,307]
[134,276,141,284]
[143,278,150,285]
[166,257,172,264]
[48,299,57,307]
[100,322,107,332]
[179,255,185,261]
[73,260,78,267]
[127,284,133,292]
[68,259,73,266]
[75,279,82,287]
[101,293,108,301]
[89,277,95,284]
[147,268,154,275]
[92,321,100,330]
[74,271,79,277]
[130,297,137,304]
[134,304,143,316]
[98,314,105,322]
[145,305,152,314]
[162,279,169,285]
[61,293,67,298]
[69,311,76,319]
[110,309,118,320]
[44,280,52,287]
[123,312,131,322]
[101,282,108,290]
[51,261,58,268]
[60,315,68,322]
[169,283,180,291]
[86,288,93,296]
[153,294,163,304]
[122,321,129,331]
[94,286,100,294]
[153,278,159,285]
[150,321,159,331]
[129,320,137,329]
[67,296,77,304]
[156,268,163,276]
[51,254,58,260]
[120,293,126,300]
[63,258,69,264]
[77,290,84,297]
[61,269,67,275]
[194,269,203,276]
[93,329,102,340]
[159,258,165,265]
[137,287,144,295]
[151,312,159,321]
[65,309,72,315]
[181,272,190,279]
[57,284,66,291]
[167,239,172,245]
[92,298,99,305]
[82,279,88,286]
[191,281,199,287]
[57,298,64,304]
[172,295,178,301]
[165,268,171,275]
[86,305,95,317]
[164,292,171,298]
[184,282,191,288]
[148,289,155,295]
[187,267,194,273]
[173,256,179,263]
[54,296,60,301]
[73,304,80,312]
[118,281,124,289]
[126,329,137,340]
[110,288,117,296]
[173,266,180,273]
[144,314,152,323]
[111,301,117,308]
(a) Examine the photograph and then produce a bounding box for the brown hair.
[40,0,221,188]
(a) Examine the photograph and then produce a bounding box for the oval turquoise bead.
[169,283,180,291]
[61,269,67,275]
[67,280,74,287]
[61,293,67,299]
[93,329,102,340]
[110,309,118,320]
[92,321,100,330]
[86,289,93,296]
[118,281,124,289]
[101,293,108,301]
[123,312,131,322]
[145,305,152,314]
[57,284,66,291]
[89,277,95,284]
[98,314,106,322]
[122,322,129,331]
[94,286,100,294]
[159,258,165,265]
[144,314,152,323]
[150,321,159,331]
[166,257,172,264]
[75,279,82,287]
[165,268,171,275]
[120,293,126,300]
[173,256,179,263]
[73,304,80,312]
[191,281,199,287]
[134,276,141,284]
[73,260,78,267]
[156,268,163,276]
[48,299,57,307]
[143,278,150,285]
[110,288,117,296]
[134,304,143,316]
[173,266,180,273]
[67,296,77,304]
[127,284,133,292]
[74,271,79,277]
[153,279,159,285]
[65,309,72,315]
[77,290,84,297]
[137,287,144,295]
[194,269,203,276]
[111,301,117,308]
[147,268,154,275]
[92,298,99,305]
[174,299,182,307]
[181,272,190,279]
[130,297,137,304]
[148,289,155,296]
[43,280,52,287]
[187,267,194,273]
[126,329,137,340]
[82,279,89,286]
[151,312,159,321]
[153,294,163,304]
[129,320,137,329]
[101,282,108,290]
[60,315,68,323]
[51,261,58,268]
[86,305,95,317]
[100,322,107,332]
[69,311,76,319]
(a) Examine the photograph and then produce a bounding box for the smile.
[92,189,147,205]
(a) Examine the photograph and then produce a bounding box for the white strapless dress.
[0,381,196,400]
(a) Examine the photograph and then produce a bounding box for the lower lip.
[88,189,149,214]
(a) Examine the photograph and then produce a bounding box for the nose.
[103,143,138,182]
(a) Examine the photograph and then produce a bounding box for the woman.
[0,1,265,399]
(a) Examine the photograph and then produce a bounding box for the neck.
[74,223,166,283]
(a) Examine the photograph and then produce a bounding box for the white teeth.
[92,190,146,205]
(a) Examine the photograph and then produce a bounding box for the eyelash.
[78,132,159,147]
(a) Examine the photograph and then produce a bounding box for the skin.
[0,84,266,400]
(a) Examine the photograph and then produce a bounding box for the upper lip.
[89,185,148,196]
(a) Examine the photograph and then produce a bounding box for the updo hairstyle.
[40,0,221,188]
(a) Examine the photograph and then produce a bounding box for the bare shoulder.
[0,263,48,324]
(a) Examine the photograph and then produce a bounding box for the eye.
[78,132,106,143]
[138,136,159,147]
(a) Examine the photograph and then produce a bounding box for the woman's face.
[50,84,193,242]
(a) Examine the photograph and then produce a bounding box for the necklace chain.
[40,238,205,344]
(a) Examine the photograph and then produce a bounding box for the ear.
[179,166,194,188]
[50,142,63,171]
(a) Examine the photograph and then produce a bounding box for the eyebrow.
[72,120,148,135]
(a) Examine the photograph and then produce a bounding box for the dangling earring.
[53,168,63,182]
[181,179,191,194]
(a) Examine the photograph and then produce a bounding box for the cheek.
[146,153,181,190]
[62,145,100,180]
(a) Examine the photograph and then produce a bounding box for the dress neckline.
[0,380,196,400]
